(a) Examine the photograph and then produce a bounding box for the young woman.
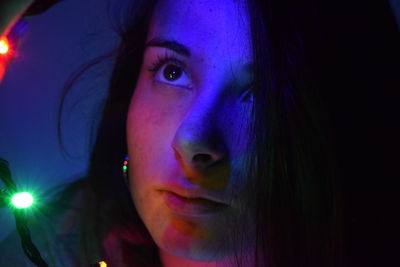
[77,0,341,266]
[0,0,341,266]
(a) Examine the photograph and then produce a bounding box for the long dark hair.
[247,0,342,266]
[72,0,342,266]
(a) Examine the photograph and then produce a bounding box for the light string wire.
[0,158,49,267]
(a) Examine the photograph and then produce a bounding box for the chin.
[158,239,231,262]
[151,215,234,262]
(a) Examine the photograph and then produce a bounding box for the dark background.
[317,1,399,266]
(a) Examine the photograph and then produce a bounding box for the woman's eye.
[154,63,191,88]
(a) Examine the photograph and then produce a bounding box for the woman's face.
[127,0,254,261]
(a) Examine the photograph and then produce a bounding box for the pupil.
[164,64,182,81]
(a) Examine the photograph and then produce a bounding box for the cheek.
[126,82,170,221]
[127,72,193,149]
[126,79,187,181]
[219,99,253,156]
[218,101,254,195]
[127,88,162,177]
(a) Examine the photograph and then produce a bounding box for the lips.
[159,190,228,216]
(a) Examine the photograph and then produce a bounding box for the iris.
[164,64,182,81]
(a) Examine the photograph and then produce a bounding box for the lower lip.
[160,191,227,216]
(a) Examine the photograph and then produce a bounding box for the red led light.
[0,37,10,55]
[0,37,11,81]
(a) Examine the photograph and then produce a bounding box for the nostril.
[193,154,212,165]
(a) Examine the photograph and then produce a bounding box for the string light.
[0,37,11,81]
[123,156,129,174]
[11,192,34,209]
[0,37,10,55]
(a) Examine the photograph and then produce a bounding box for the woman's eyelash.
[147,52,186,73]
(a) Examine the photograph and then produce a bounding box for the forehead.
[148,0,252,62]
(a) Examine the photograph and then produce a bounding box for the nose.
[171,105,228,173]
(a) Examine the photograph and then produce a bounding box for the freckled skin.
[127,0,256,265]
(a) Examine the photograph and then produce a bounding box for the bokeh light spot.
[0,38,9,54]
[11,192,34,209]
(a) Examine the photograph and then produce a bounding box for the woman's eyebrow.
[145,38,191,57]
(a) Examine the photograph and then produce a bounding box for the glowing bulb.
[11,192,34,209]
[99,261,107,267]
[0,38,9,54]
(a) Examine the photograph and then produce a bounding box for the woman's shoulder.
[0,178,86,266]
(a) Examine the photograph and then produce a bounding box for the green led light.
[11,192,34,209]
[123,165,128,172]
